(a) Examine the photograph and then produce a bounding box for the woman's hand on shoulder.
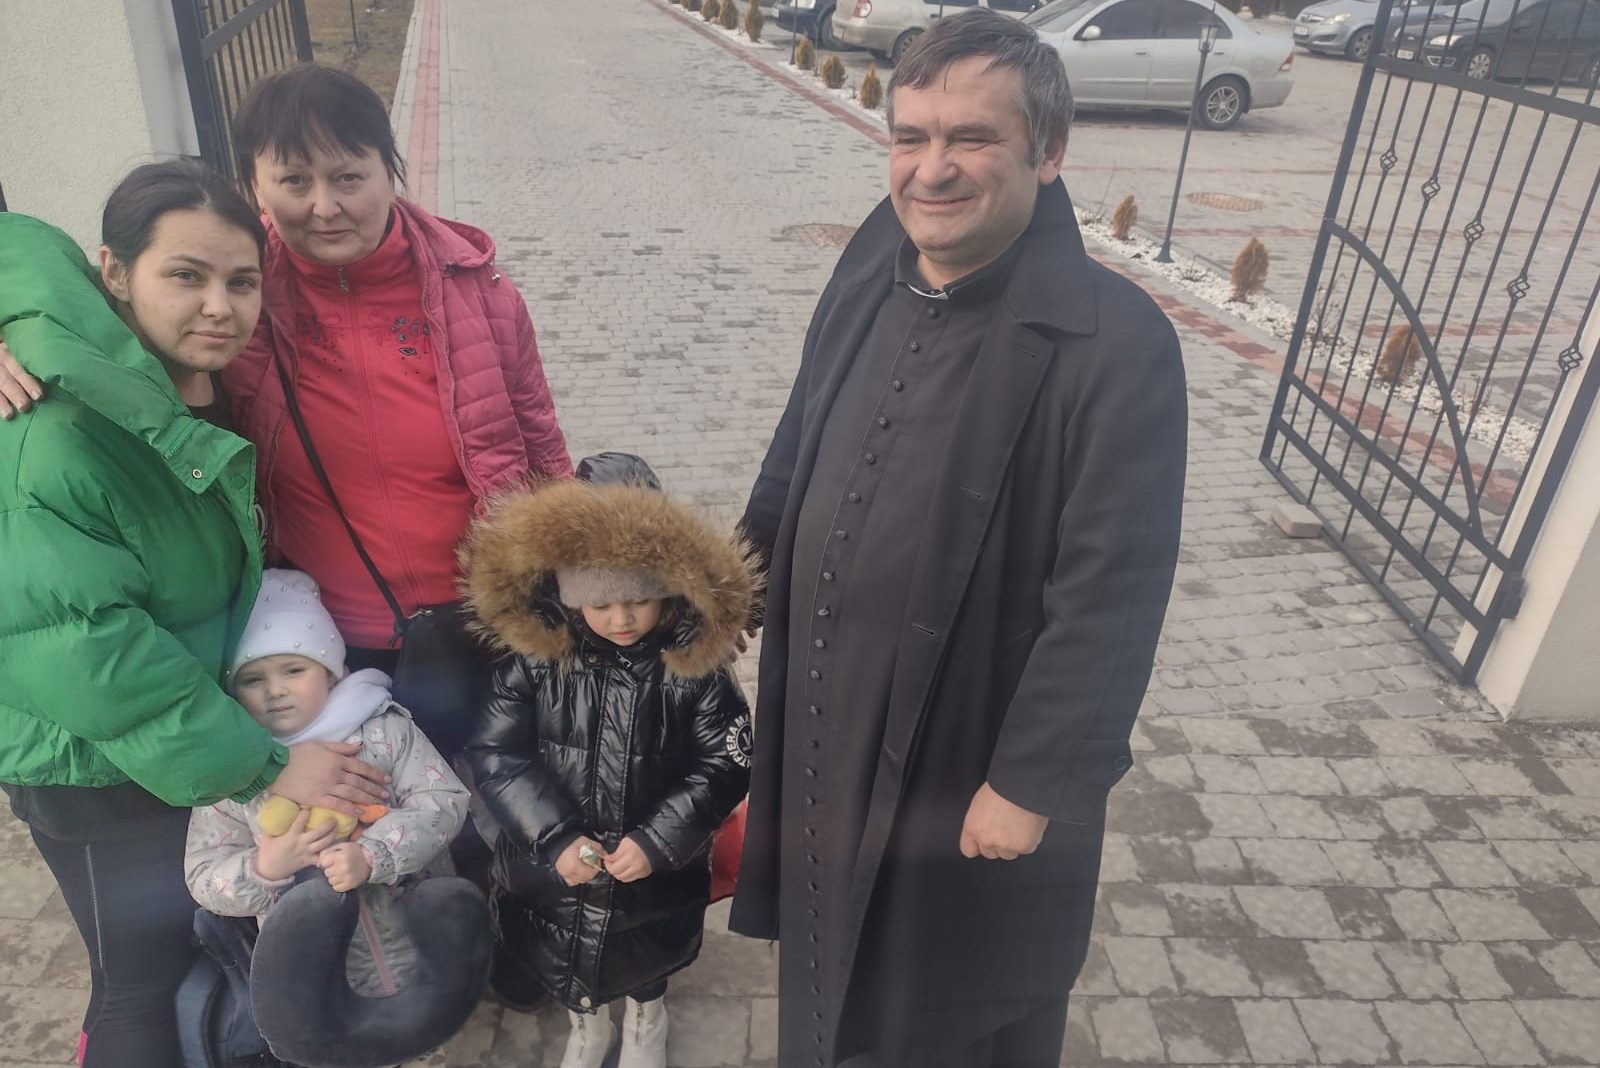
[0,341,45,420]
[272,741,391,817]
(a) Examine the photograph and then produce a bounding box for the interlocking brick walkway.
[5,1,1599,1064]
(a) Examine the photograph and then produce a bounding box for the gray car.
[1294,0,1470,60]
[1027,0,1295,129]
[1293,0,1381,59]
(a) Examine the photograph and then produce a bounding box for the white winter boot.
[560,1007,616,1068]
[616,996,669,1068]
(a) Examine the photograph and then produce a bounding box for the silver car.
[1026,0,1295,129]
[1293,0,1382,58]
[831,0,1043,65]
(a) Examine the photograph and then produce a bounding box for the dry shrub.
[702,0,719,20]
[684,0,700,10]
[1230,237,1269,302]
[721,0,740,29]
[1376,324,1425,384]
[859,65,883,109]
[1110,194,1137,241]
[794,35,817,70]
[821,55,847,89]
[745,0,764,40]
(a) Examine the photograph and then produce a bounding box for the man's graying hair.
[887,9,1074,167]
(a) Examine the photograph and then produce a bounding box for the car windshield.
[1023,0,1101,30]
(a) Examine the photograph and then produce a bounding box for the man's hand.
[0,341,45,420]
[959,782,1048,861]
[272,741,391,818]
[604,837,655,883]
[318,841,374,892]
[555,837,607,887]
[254,808,340,882]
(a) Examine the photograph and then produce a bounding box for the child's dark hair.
[101,160,267,266]
[232,64,408,186]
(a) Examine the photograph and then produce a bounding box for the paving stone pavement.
[5,1,1600,1065]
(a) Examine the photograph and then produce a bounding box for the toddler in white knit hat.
[185,570,470,995]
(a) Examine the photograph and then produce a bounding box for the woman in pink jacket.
[0,65,574,750]
[224,65,573,752]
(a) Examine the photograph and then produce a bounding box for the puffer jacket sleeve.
[463,661,585,862]
[0,506,286,807]
[507,297,573,481]
[185,801,293,917]
[630,671,751,871]
[357,711,470,885]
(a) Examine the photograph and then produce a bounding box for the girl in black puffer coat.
[460,454,754,1068]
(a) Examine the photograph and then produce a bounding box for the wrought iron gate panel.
[170,0,313,182]
[1261,0,1600,682]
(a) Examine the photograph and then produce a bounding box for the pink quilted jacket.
[222,198,573,556]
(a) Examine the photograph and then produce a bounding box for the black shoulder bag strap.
[272,358,409,644]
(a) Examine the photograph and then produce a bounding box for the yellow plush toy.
[258,796,389,839]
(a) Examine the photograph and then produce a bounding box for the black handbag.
[272,360,491,756]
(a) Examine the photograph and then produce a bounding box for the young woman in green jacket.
[0,162,389,1068]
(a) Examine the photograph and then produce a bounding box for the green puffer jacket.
[0,213,286,806]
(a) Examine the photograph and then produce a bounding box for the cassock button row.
[806,796,817,806]
[928,306,940,319]
[810,669,822,680]
[815,638,826,649]
[810,705,821,715]
[909,341,921,353]
[817,607,831,617]
[805,767,817,777]
[822,570,836,581]
[847,492,861,503]
[809,907,819,917]
[808,739,820,748]
[809,881,819,892]
[878,416,890,428]
[835,529,848,540]
[892,380,905,392]
[863,453,877,465]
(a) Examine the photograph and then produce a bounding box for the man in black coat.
[730,10,1188,1067]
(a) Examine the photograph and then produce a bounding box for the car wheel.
[888,28,923,65]
[1465,47,1496,80]
[1345,27,1372,61]
[816,4,843,49]
[1586,54,1600,86]
[1196,75,1247,130]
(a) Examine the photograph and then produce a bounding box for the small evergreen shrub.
[721,0,740,29]
[1111,194,1137,241]
[859,64,883,108]
[1230,237,1269,302]
[702,0,720,21]
[745,0,764,40]
[821,55,847,89]
[794,35,816,70]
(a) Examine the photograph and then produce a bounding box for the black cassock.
[733,181,1188,1067]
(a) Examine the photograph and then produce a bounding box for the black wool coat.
[729,180,1188,1063]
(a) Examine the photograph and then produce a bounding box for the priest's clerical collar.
[894,236,1024,304]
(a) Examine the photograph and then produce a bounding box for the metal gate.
[1260,0,1600,682]
[170,0,314,181]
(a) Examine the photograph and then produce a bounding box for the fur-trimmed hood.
[460,473,756,680]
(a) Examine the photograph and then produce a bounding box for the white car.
[1026,0,1296,129]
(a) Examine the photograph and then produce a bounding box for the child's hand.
[318,841,373,892]
[555,837,606,887]
[254,808,340,882]
[604,837,654,883]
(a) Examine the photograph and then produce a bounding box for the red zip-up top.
[271,213,477,647]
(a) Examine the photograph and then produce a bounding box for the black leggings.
[29,809,195,1068]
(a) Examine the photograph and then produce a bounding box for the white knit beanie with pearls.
[230,569,347,679]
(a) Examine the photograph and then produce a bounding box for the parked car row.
[1295,0,1600,86]
[777,0,1295,129]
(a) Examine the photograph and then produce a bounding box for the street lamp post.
[1156,12,1221,264]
